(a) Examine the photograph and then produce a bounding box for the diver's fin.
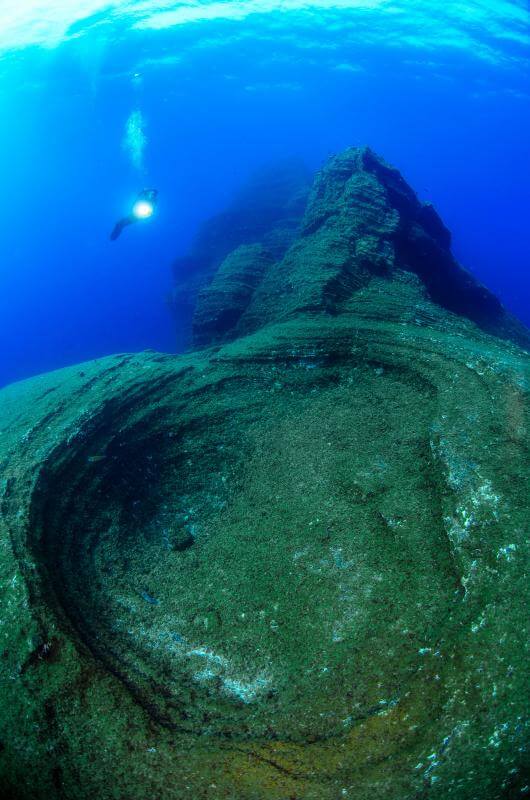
[110,215,135,241]
[110,220,124,241]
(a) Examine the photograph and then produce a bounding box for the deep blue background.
[0,11,529,388]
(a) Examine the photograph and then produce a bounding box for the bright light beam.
[132,199,154,219]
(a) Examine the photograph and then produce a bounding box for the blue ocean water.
[0,1,528,388]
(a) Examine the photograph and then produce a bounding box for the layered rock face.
[192,147,529,349]
[169,159,311,350]
[0,148,529,800]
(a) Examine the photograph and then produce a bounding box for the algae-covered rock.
[193,244,274,346]
[169,159,311,350]
[1,148,529,800]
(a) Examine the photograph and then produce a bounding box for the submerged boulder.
[0,148,529,800]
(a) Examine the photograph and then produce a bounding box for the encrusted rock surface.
[193,243,274,346]
[169,159,311,350]
[193,148,530,349]
[0,148,529,800]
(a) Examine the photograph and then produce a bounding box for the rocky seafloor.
[0,148,529,800]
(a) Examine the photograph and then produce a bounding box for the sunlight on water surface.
[0,0,528,64]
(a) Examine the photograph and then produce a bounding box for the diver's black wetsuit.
[110,214,135,241]
[110,188,158,241]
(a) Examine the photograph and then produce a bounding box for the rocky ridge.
[191,147,530,349]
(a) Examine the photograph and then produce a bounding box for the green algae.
[1,149,529,799]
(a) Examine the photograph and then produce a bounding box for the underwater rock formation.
[169,159,311,350]
[193,147,530,349]
[1,147,529,800]
[193,243,275,347]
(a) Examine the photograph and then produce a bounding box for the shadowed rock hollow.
[0,148,529,800]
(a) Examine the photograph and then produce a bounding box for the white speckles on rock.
[488,722,510,749]
[470,611,488,634]
[187,644,273,704]
[497,543,518,561]
[223,675,271,704]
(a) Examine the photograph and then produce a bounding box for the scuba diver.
[110,188,158,241]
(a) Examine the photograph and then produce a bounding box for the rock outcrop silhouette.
[0,148,528,800]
